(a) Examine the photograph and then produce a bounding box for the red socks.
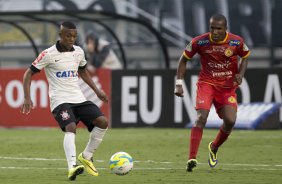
[189,127,203,159]
[188,126,231,159]
[212,127,231,149]
[189,126,231,159]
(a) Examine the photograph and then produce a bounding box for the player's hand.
[20,98,34,115]
[174,85,184,97]
[234,74,243,86]
[97,90,109,103]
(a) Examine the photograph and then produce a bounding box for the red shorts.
[195,82,238,117]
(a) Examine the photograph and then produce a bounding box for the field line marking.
[0,166,281,171]
[0,156,65,161]
[1,156,282,167]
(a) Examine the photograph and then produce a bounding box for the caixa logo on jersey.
[56,70,78,78]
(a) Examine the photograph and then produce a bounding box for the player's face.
[209,18,227,42]
[59,28,77,51]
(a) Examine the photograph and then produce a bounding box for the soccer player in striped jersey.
[174,14,250,172]
[21,22,108,180]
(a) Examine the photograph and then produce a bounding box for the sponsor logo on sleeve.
[229,40,240,46]
[197,39,209,46]
[32,51,47,65]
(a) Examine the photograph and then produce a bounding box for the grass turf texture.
[0,128,281,184]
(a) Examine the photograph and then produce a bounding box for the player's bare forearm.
[234,58,248,85]
[78,68,99,92]
[21,68,35,114]
[176,55,188,79]
[174,55,188,97]
[23,68,33,100]
[238,58,248,77]
[78,68,109,103]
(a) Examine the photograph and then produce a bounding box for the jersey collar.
[56,41,75,52]
[209,32,228,44]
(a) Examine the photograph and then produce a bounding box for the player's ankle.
[211,142,218,153]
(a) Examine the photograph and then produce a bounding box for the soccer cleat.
[208,142,218,168]
[78,153,99,176]
[186,159,198,172]
[68,165,84,181]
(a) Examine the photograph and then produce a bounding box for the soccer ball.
[109,151,133,175]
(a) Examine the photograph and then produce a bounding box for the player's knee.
[65,122,77,133]
[223,117,236,129]
[94,116,108,129]
[195,115,208,128]
[100,119,108,129]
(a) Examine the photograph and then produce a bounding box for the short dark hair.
[210,14,227,26]
[61,21,76,29]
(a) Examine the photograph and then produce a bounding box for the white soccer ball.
[109,151,133,175]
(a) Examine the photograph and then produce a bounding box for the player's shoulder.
[226,32,246,47]
[193,33,209,41]
[73,45,84,53]
[36,45,56,59]
[227,32,244,41]
[191,33,210,45]
[44,44,57,54]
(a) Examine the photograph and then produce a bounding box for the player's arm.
[78,66,108,103]
[235,41,250,85]
[234,58,248,85]
[20,68,36,114]
[174,55,189,97]
[21,50,49,114]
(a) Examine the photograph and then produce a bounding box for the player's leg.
[190,109,209,158]
[187,109,209,171]
[76,101,108,176]
[52,103,84,180]
[187,82,213,172]
[209,87,237,168]
[214,105,236,148]
[79,116,108,176]
[64,123,79,171]
[82,116,108,159]
[189,109,208,160]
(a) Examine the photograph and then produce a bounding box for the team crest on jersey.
[60,110,70,121]
[243,43,249,51]
[224,48,233,57]
[186,41,193,52]
[228,96,237,103]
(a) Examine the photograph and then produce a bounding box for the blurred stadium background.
[0,0,281,128]
[0,0,281,183]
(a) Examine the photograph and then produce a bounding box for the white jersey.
[31,42,87,111]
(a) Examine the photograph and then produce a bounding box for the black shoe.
[187,159,198,172]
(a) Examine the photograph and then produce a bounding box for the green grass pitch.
[0,128,281,184]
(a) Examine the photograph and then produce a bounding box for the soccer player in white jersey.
[20,22,108,181]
